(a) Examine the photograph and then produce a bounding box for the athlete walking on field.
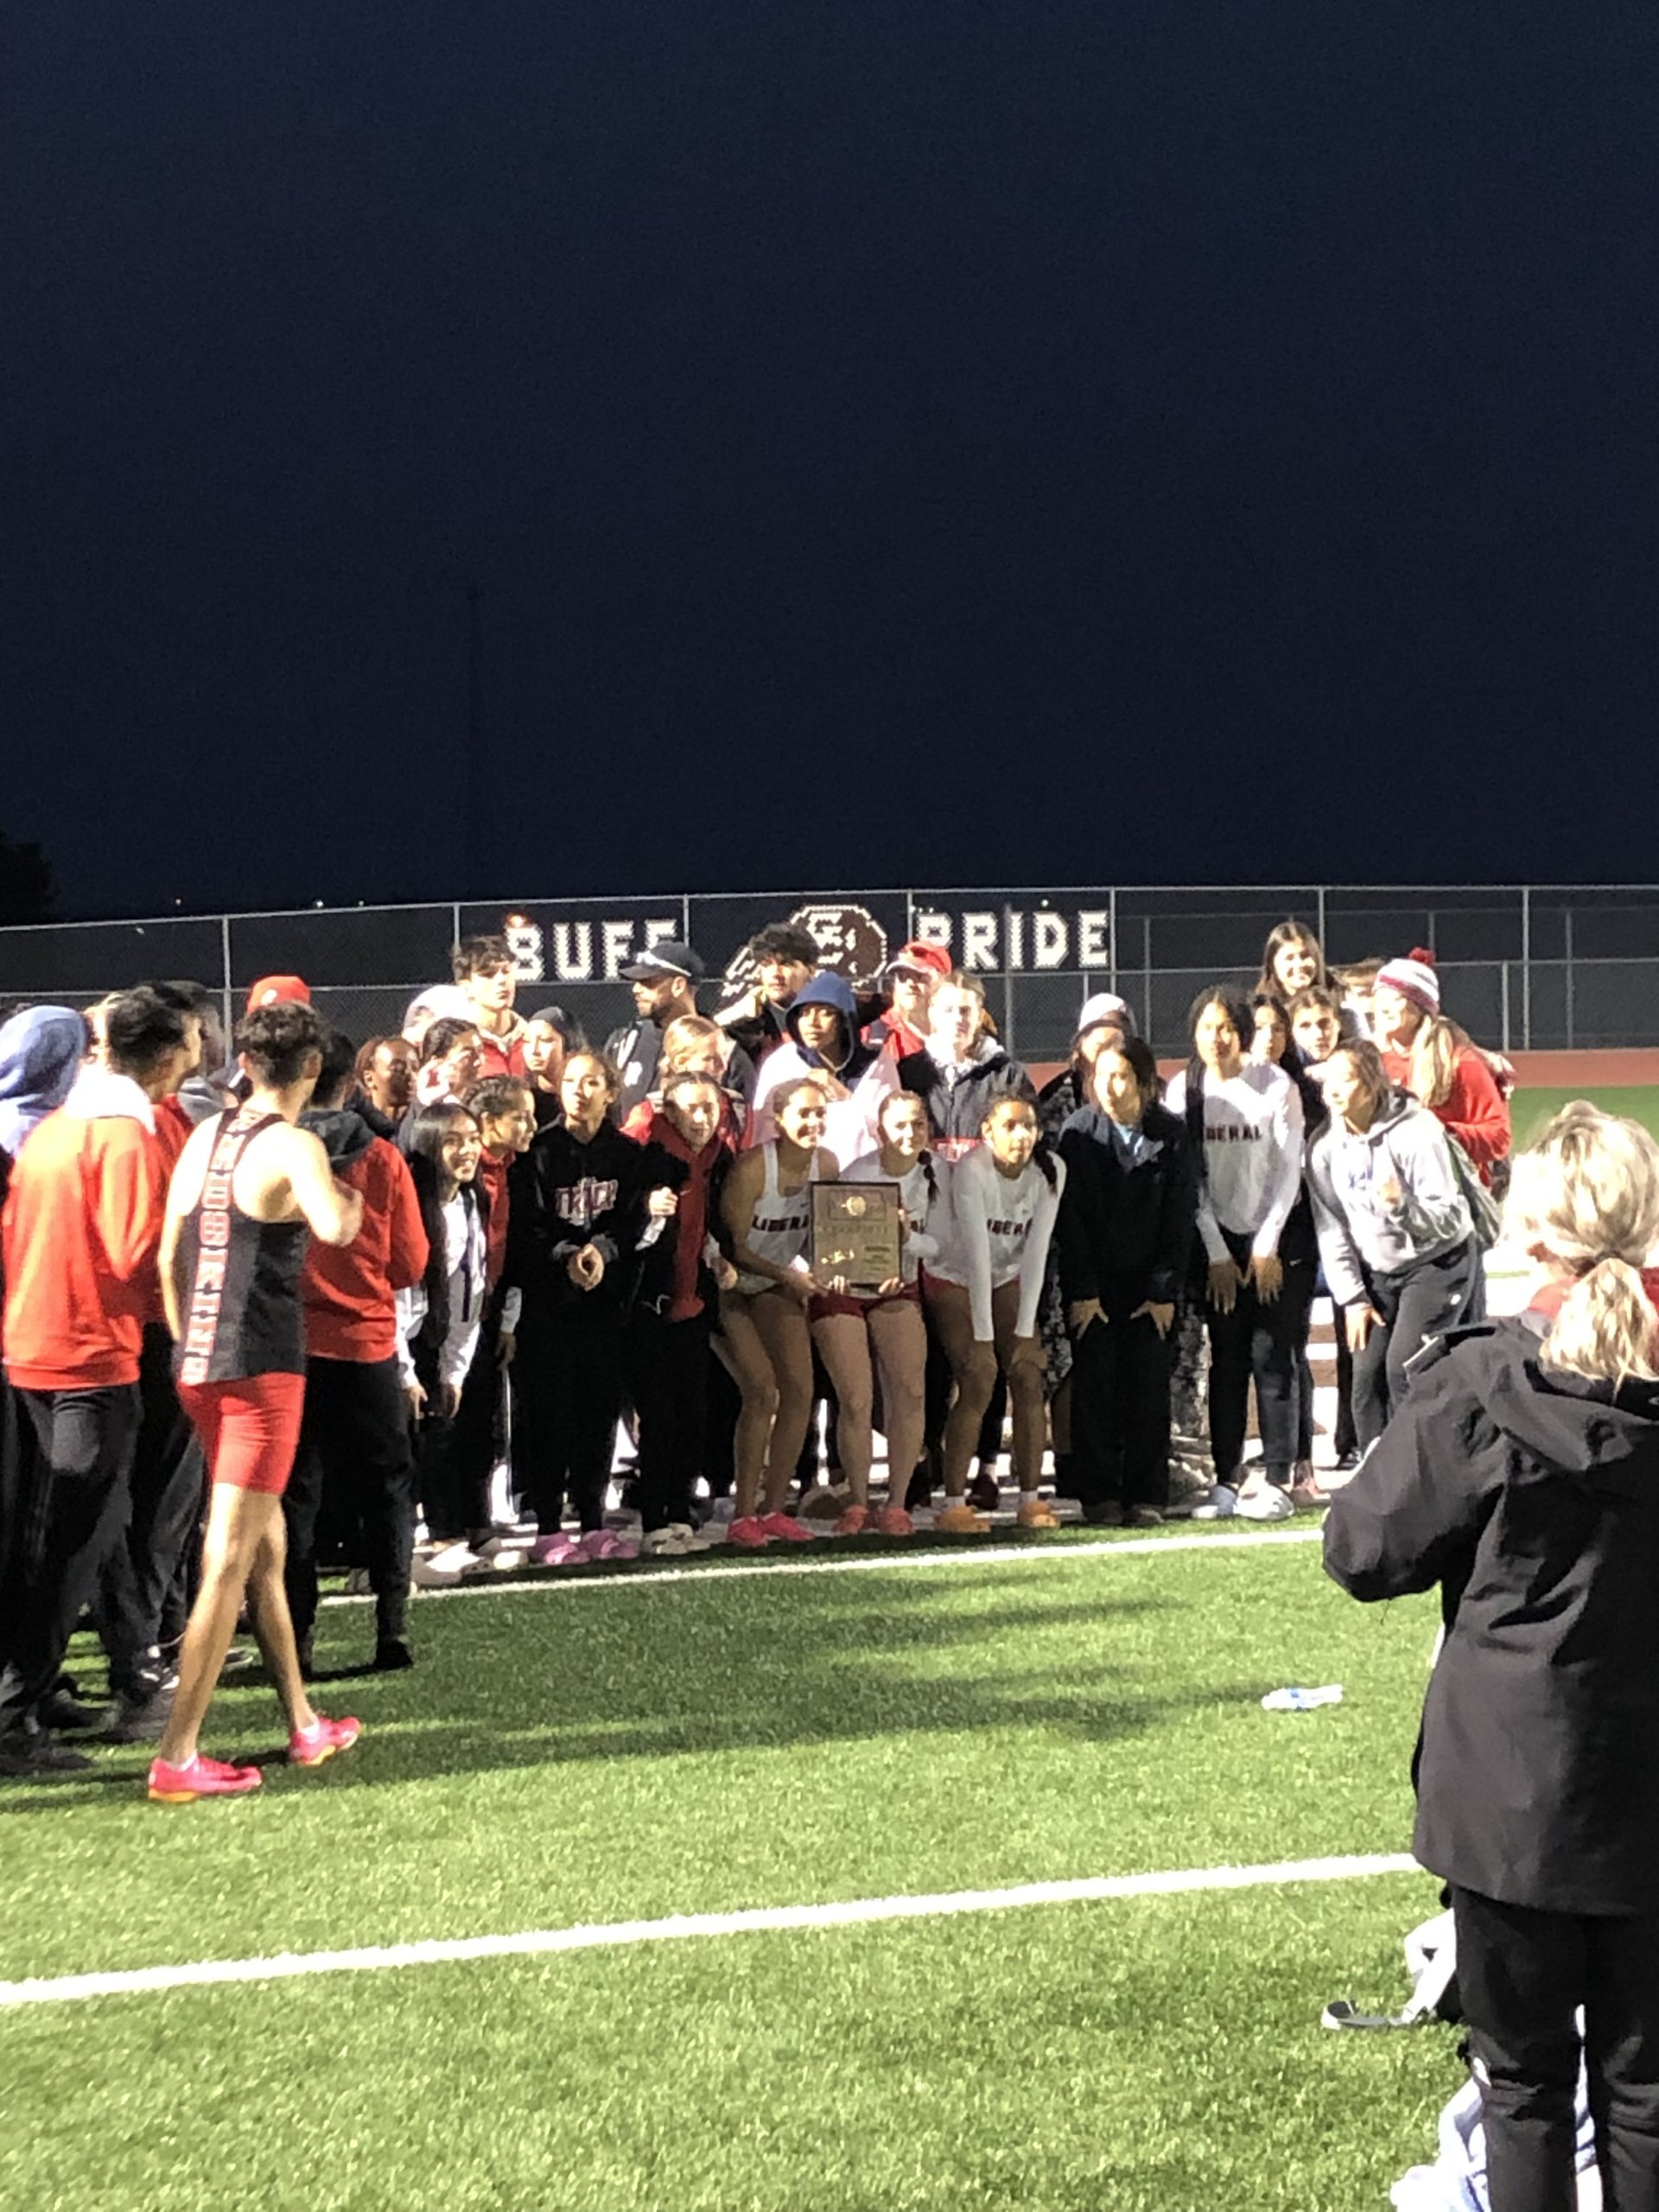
[148,1003,366,1803]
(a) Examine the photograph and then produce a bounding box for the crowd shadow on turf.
[0,1574,1290,1809]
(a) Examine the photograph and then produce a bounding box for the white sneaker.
[1236,1484,1294,1522]
[641,1523,711,1557]
[1189,1484,1238,1521]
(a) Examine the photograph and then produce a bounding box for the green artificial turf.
[1511,1082,1659,1147]
[1,1538,1456,2211]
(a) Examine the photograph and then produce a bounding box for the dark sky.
[4,3,1656,920]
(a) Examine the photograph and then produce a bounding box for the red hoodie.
[302,1134,429,1363]
[2,1072,167,1390]
[1382,1043,1510,1183]
[478,1148,512,1287]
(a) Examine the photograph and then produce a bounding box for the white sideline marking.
[339,1526,1325,1606]
[0,1853,1418,2011]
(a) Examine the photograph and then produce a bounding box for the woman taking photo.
[1325,1104,1659,2211]
[1305,1039,1478,1449]
[718,1078,839,1548]
[1371,950,1511,1185]
[810,1089,944,1539]
[1057,1039,1196,1527]
[925,1095,1065,1535]
[1165,987,1306,1521]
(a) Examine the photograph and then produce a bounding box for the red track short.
[179,1371,306,1497]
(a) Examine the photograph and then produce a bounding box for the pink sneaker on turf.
[760,1511,815,1544]
[724,1515,773,1548]
[289,1713,361,1768]
[529,1531,581,1566]
[147,1752,263,1804]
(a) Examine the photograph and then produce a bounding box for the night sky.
[4,4,1656,921]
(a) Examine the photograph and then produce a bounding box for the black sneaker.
[969,1471,1001,1513]
[37,1687,106,1733]
[373,1638,414,1672]
[1335,1448,1362,1473]
[904,1467,934,1513]
[105,1690,174,1745]
[0,1726,94,1777]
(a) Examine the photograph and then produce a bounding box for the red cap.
[245,975,312,1012]
[885,939,953,980]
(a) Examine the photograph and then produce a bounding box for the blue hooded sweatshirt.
[0,1005,86,1160]
[783,971,881,1084]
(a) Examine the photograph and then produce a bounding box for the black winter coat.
[1324,1317,1659,1916]
[896,1044,1035,1157]
[1055,1104,1198,1313]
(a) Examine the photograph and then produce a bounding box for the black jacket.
[896,1043,1034,1156]
[505,1120,650,1314]
[1324,1318,1659,1915]
[1055,1104,1197,1313]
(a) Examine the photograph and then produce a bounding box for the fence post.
[1141,915,1152,1046]
[219,912,233,1046]
[1109,887,1118,993]
[1521,886,1532,1049]
[1564,906,1575,1050]
[1500,962,1511,1053]
[1316,883,1327,950]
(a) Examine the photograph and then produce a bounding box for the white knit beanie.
[1375,948,1440,1016]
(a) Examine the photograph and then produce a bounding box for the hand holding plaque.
[810,1181,904,1295]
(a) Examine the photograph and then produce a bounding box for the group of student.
[0,915,1513,1794]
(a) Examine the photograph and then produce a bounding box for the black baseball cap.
[620,939,705,984]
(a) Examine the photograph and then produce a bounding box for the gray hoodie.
[1306,1088,1471,1307]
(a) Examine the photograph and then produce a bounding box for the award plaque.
[810,1179,904,1293]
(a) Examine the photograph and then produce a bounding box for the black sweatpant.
[1453,1884,1659,2212]
[512,1300,626,1534]
[98,1324,205,1697]
[0,1384,139,1734]
[428,1315,500,1541]
[283,1356,416,1647]
[626,1306,712,1531]
[1203,1237,1306,1484]
[1351,1237,1481,1449]
[1068,1306,1173,1515]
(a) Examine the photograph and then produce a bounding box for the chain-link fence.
[3,887,1658,1058]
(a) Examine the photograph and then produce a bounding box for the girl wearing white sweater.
[925,1096,1065,1535]
[1164,988,1306,1520]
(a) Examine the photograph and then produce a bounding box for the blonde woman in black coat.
[1325,1103,1659,2212]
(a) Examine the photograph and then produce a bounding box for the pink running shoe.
[573,1529,639,1563]
[289,1713,361,1768]
[873,1504,914,1537]
[832,1503,871,1538]
[760,1511,815,1544]
[724,1515,773,1548]
[147,1751,263,1804]
[529,1531,581,1566]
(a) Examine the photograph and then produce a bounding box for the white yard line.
[339,1525,1325,1605]
[0,1852,1420,2011]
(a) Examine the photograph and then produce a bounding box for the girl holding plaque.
[810,1090,944,1538]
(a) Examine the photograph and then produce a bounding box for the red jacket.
[478,1148,512,1287]
[302,1135,429,1363]
[2,1076,168,1390]
[1382,1043,1511,1181]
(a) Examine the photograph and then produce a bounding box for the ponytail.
[1031,1133,1058,1192]
[1547,1259,1659,1391]
[1507,1104,1659,1389]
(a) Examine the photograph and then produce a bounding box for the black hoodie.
[1325,1317,1659,1915]
[506,1118,650,1313]
[1055,1102,1197,1313]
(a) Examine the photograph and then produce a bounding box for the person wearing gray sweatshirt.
[1306,1039,1478,1448]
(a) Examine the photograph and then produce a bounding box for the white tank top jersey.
[734,1142,819,1295]
[842,1150,945,1282]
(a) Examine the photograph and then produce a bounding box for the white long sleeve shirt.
[1164,1062,1305,1264]
[929,1143,1065,1341]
